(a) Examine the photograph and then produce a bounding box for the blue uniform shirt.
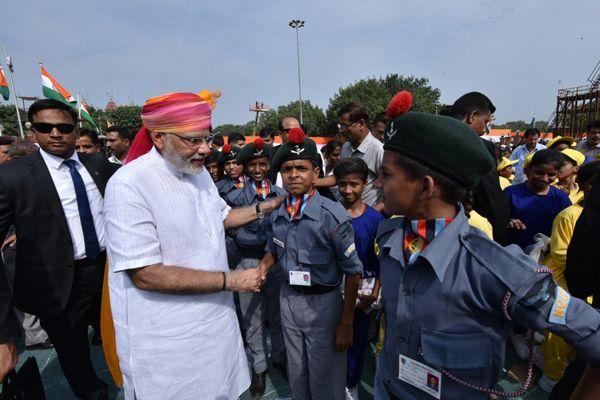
[351,205,384,278]
[376,207,600,400]
[504,183,571,249]
[226,181,286,251]
[265,191,363,286]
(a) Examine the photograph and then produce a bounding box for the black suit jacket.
[473,139,511,245]
[0,151,118,341]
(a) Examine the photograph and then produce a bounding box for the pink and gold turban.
[124,90,220,164]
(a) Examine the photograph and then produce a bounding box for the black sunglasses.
[32,122,76,134]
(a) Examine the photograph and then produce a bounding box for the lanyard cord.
[440,267,553,397]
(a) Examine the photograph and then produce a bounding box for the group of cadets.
[207,91,600,400]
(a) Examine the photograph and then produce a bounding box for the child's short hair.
[333,157,368,182]
[529,149,565,170]
[576,161,600,187]
[393,153,468,204]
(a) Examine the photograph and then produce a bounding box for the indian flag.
[41,65,76,104]
[0,67,9,101]
[80,99,99,131]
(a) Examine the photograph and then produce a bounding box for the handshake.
[225,264,269,293]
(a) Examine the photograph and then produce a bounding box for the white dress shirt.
[341,132,383,206]
[39,149,106,260]
[104,147,249,400]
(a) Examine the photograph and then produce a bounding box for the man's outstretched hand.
[0,341,17,380]
[227,269,266,293]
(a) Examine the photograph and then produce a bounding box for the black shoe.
[272,360,288,381]
[250,371,266,398]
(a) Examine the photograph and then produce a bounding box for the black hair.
[438,105,454,117]
[322,140,342,156]
[450,92,496,121]
[8,139,38,159]
[523,128,540,138]
[393,153,469,204]
[333,157,368,182]
[587,120,600,131]
[106,126,134,142]
[338,103,370,125]
[576,161,600,187]
[259,128,277,139]
[0,136,15,146]
[205,150,220,165]
[228,132,245,144]
[211,134,225,147]
[78,129,99,145]
[529,149,564,170]
[373,112,389,125]
[28,98,78,124]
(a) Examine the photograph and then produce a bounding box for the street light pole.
[288,19,305,125]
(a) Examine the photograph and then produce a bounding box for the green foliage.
[213,122,255,136]
[324,74,442,135]
[0,104,26,137]
[86,106,142,133]
[259,100,326,136]
[492,120,549,132]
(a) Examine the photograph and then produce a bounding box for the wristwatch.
[255,203,265,219]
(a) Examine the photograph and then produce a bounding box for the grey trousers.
[14,310,48,346]
[280,284,346,400]
[237,258,267,373]
[262,265,286,364]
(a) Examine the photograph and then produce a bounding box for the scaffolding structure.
[550,59,600,137]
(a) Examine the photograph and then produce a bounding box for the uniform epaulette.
[225,187,244,205]
[460,230,547,295]
[376,217,403,241]
[320,196,351,225]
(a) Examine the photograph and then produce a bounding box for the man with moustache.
[104,90,285,399]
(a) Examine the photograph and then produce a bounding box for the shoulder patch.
[320,197,351,224]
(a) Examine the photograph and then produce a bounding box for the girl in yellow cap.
[497,157,519,190]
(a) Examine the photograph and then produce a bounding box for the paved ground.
[9,333,552,400]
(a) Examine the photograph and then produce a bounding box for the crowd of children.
[201,95,600,399]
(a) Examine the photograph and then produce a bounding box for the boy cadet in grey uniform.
[373,92,600,400]
[257,128,363,400]
[226,138,287,398]
[215,144,246,199]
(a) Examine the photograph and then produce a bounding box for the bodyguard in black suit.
[0,99,118,399]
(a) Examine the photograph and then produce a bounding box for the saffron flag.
[40,65,76,104]
[0,67,9,101]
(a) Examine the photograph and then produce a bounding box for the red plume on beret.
[288,128,306,145]
[386,91,413,119]
[222,144,231,154]
[254,137,265,151]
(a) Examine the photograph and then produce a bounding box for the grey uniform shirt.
[226,182,286,251]
[376,208,600,400]
[576,140,600,160]
[341,132,383,207]
[265,191,363,286]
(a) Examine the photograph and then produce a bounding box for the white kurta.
[104,147,249,400]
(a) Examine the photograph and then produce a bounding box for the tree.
[213,122,255,136]
[0,104,26,137]
[259,100,327,136]
[324,74,442,135]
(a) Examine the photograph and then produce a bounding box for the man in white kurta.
[103,90,282,399]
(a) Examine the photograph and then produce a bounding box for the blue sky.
[2,0,599,126]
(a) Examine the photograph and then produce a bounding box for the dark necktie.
[63,159,100,260]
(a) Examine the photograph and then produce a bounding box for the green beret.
[205,150,219,165]
[217,145,242,167]
[270,128,319,172]
[384,112,494,187]
[236,138,271,165]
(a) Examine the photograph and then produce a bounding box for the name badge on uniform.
[398,354,442,399]
[289,271,311,286]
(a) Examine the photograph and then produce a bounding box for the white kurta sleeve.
[104,177,162,272]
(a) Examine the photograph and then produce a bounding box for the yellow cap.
[524,153,535,169]
[561,148,585,166]
[546,136,575,149]
[497,157,519,171]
